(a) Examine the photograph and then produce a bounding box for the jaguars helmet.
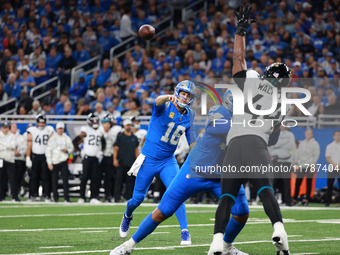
[222,90,233,113]
[36,113,47,124]
[87,113,100,129]
[102,113,114,124]
[174,80,197,108]
[262,62,292,88]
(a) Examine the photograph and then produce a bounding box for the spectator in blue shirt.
[165,49,181,69]
[96,59,112,87]
[30,59,50,85]
[57,100,75,116]
[68,72,88,104]
[4,73,21,100]
[98,29,120,58]
[18,65,35,93]
[72,42,90,65]
[46,47,62,74]
[211,48,226,76]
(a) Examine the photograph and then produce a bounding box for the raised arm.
[232,5,254,76]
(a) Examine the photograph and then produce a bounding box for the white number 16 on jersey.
[160,122,186,145]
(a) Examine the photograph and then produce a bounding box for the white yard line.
[151,232,170,235]
[39,247,73,249]
[0,210,215,218]
[3,238,339,255]
[80,231,108,233]
[1,218,340,233]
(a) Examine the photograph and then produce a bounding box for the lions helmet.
[222,90,233,113]
[174,80,197,108]
[87,113,100,129]
[262,62,292,88]
[36,113,47,124]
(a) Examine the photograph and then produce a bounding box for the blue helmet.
[174,80,197,108]
[222,90,233,113]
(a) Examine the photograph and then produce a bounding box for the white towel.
[127,154,146,176]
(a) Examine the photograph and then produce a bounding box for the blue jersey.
[190,105,232,177]
[142,101,195,160]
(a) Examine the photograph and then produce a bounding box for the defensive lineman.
[209,5,290,255]
[26,114,54,202]
[45,122,74,203]
[111,93,249,255]
[73,113,106,204]
[119,80,197,245]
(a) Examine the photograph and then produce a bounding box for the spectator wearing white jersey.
[45,122,74,203]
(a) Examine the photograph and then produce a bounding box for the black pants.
[101,156,115,200]
[326,172,340,204]
[294,169,314,201]
[52,161,69,202]
[114,165,135,202]
[0,160,17,200]
[80,156,99,200]
[15,160,26,196]
[29,154,51,198]
[273,162,292,205]
[215,136,282,234]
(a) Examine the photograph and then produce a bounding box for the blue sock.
[223,217,245,243]
[174,203,188,230]
[132,213,160,243]
[126,199,137,218]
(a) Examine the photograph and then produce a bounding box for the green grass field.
[0,202,339,255]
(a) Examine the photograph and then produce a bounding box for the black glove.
[234,5,255,36]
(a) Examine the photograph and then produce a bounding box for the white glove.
[26,156,32,168]
[96,151,103,163]
[127,154,146,176]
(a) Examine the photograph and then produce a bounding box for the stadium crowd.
[0,0,340,118]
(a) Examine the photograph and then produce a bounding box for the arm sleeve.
[325,144,331,157]
[151,101,168,117]
[114,134,121,147]
[45,137,53,165]
[232,70,247,91]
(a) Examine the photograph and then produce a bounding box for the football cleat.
[223,242,249,255]
[208,233,224,255]
[180,229,192,245]
[272,222,290,255]
[110,241,134,255]
[89,198,102,204]
[77,198,85,203]
[120,213,133,238]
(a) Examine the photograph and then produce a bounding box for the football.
[138,24,155,40]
